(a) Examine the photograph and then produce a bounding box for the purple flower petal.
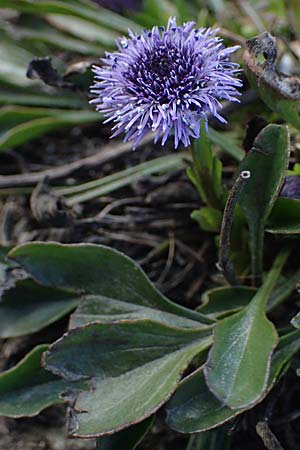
[91,17,242,149]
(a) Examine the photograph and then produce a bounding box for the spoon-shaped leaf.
[237,124,290,282]
[166,329,300,433]
[44,320,212,437]
[0,279,79,338]
[0,345,85,417]
[204,251,288,409]
[9,242,212,326]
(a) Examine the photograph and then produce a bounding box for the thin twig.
[256,421,284,450]
[218,170,251,285]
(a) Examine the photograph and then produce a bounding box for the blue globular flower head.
[90,17,242,149]
[280,176,300,199]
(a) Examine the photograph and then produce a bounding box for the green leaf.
[44,320,212,437]
[61,153,187,204]
[165,330,300,433]
[0,345,84,417]
[189,122,226,209]
[0,0,140,34]
[45,14,117,46]
[267,271,300,312]
[0,279,79,338]
[198,275,299,321]
[0,90,86,108]
[204,251,288,409]
[0,40,37,88]
[191,207,222,233]
[7,24,105,56]
[70,294,205,330]
[237,124,290,281]
[96,417,153,450]
[208,127,244,162]
[9,242,212,326]
[0,109,99,151]
[198,286,256,319]
[266,197,300,234]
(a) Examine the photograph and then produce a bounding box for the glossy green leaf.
[96,417,154,450]
[165,330,300,433]
[191,207,222,233]
[204,251,287,409]
[9,242,212,326]
[0,279,79,338]
[44,320,212,437]
[237,124,290,280]
[198,286,256,319]
[266,197,300,234]
[0,345,84,417]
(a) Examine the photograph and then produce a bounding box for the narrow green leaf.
[0,110,99,151]
[237,124,290,280]
[0,345,84,417]
[45,14,118,45]
[208,127,244,162]
[190,123,226,209]
[0,0,140,34]
[9,242,212,326]
[96,417,154,450]
[61,153,187,204]
[267,271,300,312]
[7,25,105,55]
[165,330,300,433]
[204,251,288,409]
[44,320,212,437]
[0,90,86,108]
[0,279,79,338]
[0,40,36,87]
